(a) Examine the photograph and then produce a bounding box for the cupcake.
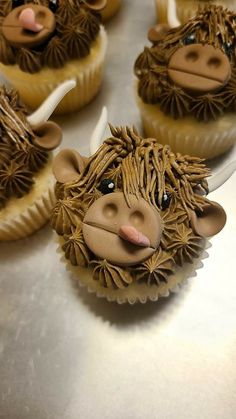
[135,5,236,159]
[0,0,108,114]
[0,79,75,241]
[50,113,227,304]
[156,0,236,25]
[101,0,121,21]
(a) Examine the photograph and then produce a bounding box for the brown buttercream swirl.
[51,197,83,235]
[167,224,203,266]
[0,141,12,169]
[0,185,6,209]
[0,1,102,73]
[62,227,91,267]
[17,48,42,74]
[0,162,34,198]
[13,145,48,172]
[135,5,236,122]
[136,248,175,285]
[90,259,133,289]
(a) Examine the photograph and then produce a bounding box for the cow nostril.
[130,211,144,227]
[208,56,221,69]
[103,203,118,219]
[185,51,198,62]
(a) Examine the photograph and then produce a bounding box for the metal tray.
[0,1,236,418]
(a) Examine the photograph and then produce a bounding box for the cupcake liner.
[101,0,121,21]
[155,0,236,24]
[136,94,236,159]
[0,27,108,115]
[0,164,56,241]
[57,236,210,305]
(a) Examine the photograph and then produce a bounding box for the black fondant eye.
[49,0,59,12]
[98,179,115,194]
[222,42,234,57]
[161,192,171,210]
[12,0,24,8]
[183,34,195,46]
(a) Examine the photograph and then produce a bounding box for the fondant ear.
[53,149,88,184]
[190,201,226,237]
[85,0,107,11]
[148,24,170,43]
[32,121,62,151]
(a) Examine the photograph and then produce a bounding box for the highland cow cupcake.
[0,0,108,114]
[135,5,236,159]
[50,113,228,304]
[156,0,236,25]
[101,0,121,21]
[0,79,75,241]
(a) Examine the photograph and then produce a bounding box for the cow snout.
[82,192,163,266]
[168,43,231,93]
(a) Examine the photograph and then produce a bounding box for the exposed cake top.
[135,5,236,122]
[0,0,106,73]
[51,125,226,291]
[0,85,61,208]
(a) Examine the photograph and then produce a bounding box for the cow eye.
[98,179,115,194]
[49,0,59,12]
[161,192,171,210]
[12,0,24,8]
[222,42,234,58]
[183,34,195,46]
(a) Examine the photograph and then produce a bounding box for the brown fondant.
[32,121,62,151]
[53,149,87,184]
[2,4,56,49]
[190,201,226,237]
[168,44,231,93]
[86,0,107,11]
[148,24,170,43]
[82,192,162,266]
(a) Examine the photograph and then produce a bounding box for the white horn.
[167,0,181,28]
[89,106,108,155]
[208,160,236,193]
[27,79,76,126]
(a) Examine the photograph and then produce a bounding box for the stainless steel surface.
[0,1,236,418]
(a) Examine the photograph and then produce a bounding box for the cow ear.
[85,0,107,11]
[190,201,226,237]
[32,121,62,151]
[53,149,88,184]
[148,24,170,43]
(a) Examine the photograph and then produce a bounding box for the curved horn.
[89,106,108,155]
[167,0,181,28]
[208,160,236,193]
[27,79,76,126]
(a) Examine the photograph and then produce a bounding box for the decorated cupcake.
[0,79,75,241]
[101,0,121,21]
[0,0,108,114]
[50,111,228,304]
[156,0,236,25]
[135,5,236,159]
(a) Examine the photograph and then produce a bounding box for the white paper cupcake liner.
[57,236,210,305]
[0,172,56,241]
[136,95,236,159]
[0,27,108,115]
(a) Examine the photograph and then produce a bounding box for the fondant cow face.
[0,0,106,72]
[135,6,236,121]
[51,126,226,290]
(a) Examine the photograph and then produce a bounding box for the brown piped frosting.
[135,5,236,122]
[51,125,226,293]
[0,85,49,208]
[0,1,102,74]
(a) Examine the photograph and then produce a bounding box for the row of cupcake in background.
[0,0,236,304]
